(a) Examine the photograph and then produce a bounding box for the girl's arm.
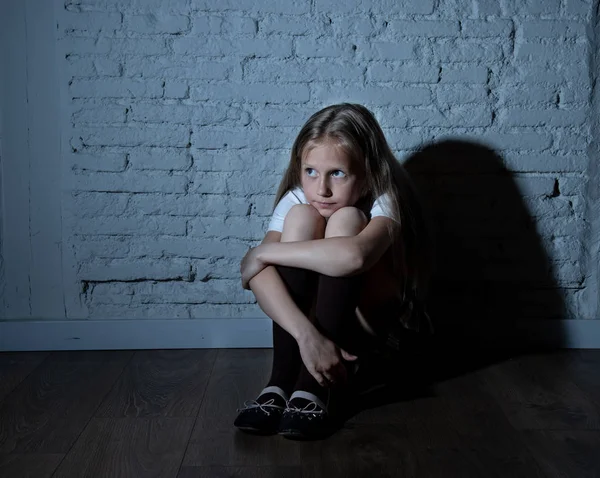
[247,231,318,342]
[255,216,394,277]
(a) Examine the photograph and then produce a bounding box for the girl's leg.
[264,205,326,397]
[291,207,379,408]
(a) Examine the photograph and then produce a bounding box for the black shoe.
[278,390,336,440]
[234,386,288,435]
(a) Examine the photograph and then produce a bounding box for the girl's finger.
[322,372,336,386]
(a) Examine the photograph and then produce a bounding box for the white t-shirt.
[267,187,396,232]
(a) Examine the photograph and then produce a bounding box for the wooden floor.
[0,347,599,478]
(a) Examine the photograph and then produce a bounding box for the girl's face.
[300,140,365,218]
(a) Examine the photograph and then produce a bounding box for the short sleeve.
[370,193,398,222]
[266,189,305,232]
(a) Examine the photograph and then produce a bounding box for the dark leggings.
[266,265,383,401]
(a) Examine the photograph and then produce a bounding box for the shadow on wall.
[401,139,566,373]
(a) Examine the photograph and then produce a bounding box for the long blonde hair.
[273,103,434,309]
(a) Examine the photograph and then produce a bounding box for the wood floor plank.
[95,349,218,418]
[181,427,301,468]
[521,430,600,478]
[0,453,64,478]
[177,465,301,478]
[195,349,273,430]
[480,352,600,430]
[0,352,50,404]
[52,417,193,478]
[0,351,133,453]
[339,370,545,477]
[182,349,301,467]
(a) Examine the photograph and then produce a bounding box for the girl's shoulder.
[285,187,307,204]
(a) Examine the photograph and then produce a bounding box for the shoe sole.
[235,425,278,435]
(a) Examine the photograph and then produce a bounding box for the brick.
[125,57,233,80]
[189,171,229,194]
[73,237,132,260]
[193,0,310,14]
[131,236,249,258]
[190,304,265,318]
[472,0,503,16]
[515,43,587,63]
[110,38,168,55]
[70,171,188,193]
[565,0,594,17]
[559,177,586,195]
[357,41,416,60]
[70,79,163,98]
[508,64,589,85]
[191,127,296,150]
[479,132,553,150]
[386,20,460,37]
[87,303,191,319]
[172,37,292,57]
[513,176,557,196]
[79,259,190,281]
[226,173,282,195]
[503,153,587,172]
[71,104,127,123]
[367,64,439,83]
[499,108,587,127]
[66,192,129,216]
[191,15,223,34]
[134,280,254,304]
[66,0,191,11]
[244,59,363,82]
[190,83,309,103]
[59,37,111,55]
[433,41,503,62]
[164,81,188,99]
[440,66,488,83]
[129,194,250,217]
[330,16,375,36]
[461,20,514,37]
[192,15,257,35]
[67,152,127,172]
[554,130,590,151]
[521,21,586,39]
[73,216,187,235]
[311,85,430,106]
[126,14,190,34]
[253,106,318,127]
[192,150,283,172]
[497,85,557,105]
[74,125,189,147]
[90,283,134,305]
[503,0,561,15]
[435,85,489,104]
[188,216,267,240]
[315,0,434,14]
[295,38,354,58]
[260,15,315,35]
[128,148,191,170]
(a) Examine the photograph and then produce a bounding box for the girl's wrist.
[294,321,318,344]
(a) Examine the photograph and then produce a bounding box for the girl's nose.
[317,178,331,196]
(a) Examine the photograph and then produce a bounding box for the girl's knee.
[282,204,326,240]
[325,207,368,238]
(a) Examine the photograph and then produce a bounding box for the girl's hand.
[297,328,358,387]
[240,246,268,290]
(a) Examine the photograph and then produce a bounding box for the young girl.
[234,103,434,440]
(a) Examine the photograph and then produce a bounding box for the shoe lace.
[236,398,284,416]
[285,400,326,417]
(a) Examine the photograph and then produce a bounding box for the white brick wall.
[10,0,596,320]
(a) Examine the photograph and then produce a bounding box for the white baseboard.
[0,318,599,352]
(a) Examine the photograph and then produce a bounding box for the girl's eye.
[306,168,316,177]
[331,170,345,178]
